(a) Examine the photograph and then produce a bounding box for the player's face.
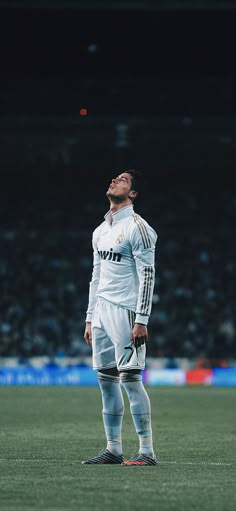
[106,172,134,202]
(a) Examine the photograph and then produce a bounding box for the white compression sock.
[98,372,124,456]
[120,372,155,457]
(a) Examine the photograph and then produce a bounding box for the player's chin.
[106,191,115,200]
[107,193,124,204]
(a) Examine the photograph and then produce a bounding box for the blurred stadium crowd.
[0,186,235,361]
[1,0,236,365]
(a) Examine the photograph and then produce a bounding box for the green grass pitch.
[0,385,235,511]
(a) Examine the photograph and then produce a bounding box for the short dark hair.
[127,169,143,193]
[125,169,145,202]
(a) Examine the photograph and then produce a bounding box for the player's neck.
[109,199,132,214]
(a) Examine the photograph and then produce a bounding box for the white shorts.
[91,297,146,371]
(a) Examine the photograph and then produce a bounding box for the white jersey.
[86,204,157,326]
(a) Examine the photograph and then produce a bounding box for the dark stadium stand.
[0,1,235,362]
[0,181,235,359]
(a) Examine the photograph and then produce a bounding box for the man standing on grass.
[82,169,158,466]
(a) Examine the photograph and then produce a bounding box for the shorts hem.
[93,365,145,371]
[93,364,118,371]
[118,366,145,371]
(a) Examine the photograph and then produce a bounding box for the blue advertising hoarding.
[1,366,236,386]
[0,366,99,386]
[212,368,236,386]
[145,368,186,386]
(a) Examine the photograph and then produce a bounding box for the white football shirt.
[86,204,157,326]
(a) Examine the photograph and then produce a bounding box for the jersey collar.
[104,205,134,225]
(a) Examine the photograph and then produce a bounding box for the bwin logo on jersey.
[116,234,123,244]
[98,248,122,262]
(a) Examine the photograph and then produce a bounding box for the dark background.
[0,2,236,193]
[0,1,235,361]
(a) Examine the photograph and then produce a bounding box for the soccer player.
[82,169,158,466]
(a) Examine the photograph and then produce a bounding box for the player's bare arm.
[84,321,92,346]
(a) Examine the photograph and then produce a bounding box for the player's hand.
[84,322,92,346]
[131,323,148,348]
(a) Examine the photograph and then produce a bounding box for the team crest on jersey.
[116,234,123,244]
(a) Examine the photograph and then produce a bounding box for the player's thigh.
[92,326,116,370]
[92,303,116,370]
[103,304,146,370]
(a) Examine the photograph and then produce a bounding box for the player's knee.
[98,368,121,391]
[120,370,142,382]
[98,367,119,377]
[120,371,143,405]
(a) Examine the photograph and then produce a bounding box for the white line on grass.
[0,459,232,466]
[160,461,232,466]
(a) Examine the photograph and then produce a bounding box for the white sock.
[98,372,124,456]
[121,373,155,457]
